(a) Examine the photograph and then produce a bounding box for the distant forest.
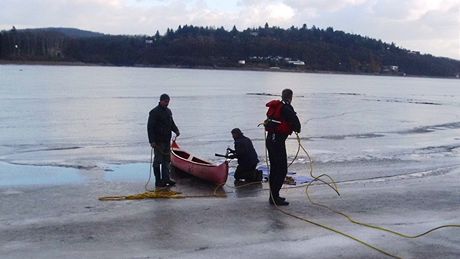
[1,24,459,78]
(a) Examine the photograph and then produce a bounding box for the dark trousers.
[266,133,287,198]
[234,164,258,180]
[153,142,171,181]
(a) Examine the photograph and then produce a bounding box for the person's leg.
[160,143,175,186]
[234,165,243,181]
[253,165,263,181]
[153,147,166,187]
[267,135,282,198]
[266,136,277,198]
[277,139,288,201]
[271,142,285,198]
[267,135,289,205]
[236,164,257,181]
[246,164,261,182]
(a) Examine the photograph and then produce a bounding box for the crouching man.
[228,128,262,182]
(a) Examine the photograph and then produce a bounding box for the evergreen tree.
[0,25,458,77]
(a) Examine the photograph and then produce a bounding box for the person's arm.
[234,139,249,158]
[172,118,180,137]
[170,109,180,137]
[283,105,301,133]
[147,112,156,147]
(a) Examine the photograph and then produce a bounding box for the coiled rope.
[257,128,400,258]
[99,130,459,258]
[263,129,460,258]
[295,134,460,239]
[99,147,226,201]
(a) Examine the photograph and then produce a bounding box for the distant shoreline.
[1,59,457,80]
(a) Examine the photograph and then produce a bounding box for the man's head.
[281,88,293,104]
[231,128,243,139]
[159,93,170,107]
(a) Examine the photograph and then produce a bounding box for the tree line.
[1,24,459,77]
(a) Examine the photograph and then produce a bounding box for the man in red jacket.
[265,89,301,206]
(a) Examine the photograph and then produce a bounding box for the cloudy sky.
[1,0,459,60]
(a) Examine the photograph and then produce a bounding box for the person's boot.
[162,163,176,186]
[269,195,289,206]
[154,166,166,187]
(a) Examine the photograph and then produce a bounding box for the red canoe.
[171,141,229,185]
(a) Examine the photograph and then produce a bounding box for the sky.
[1,0,459,60]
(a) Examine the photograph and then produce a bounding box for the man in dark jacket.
[228,128,262,182]
[147,94,180,187]
[265,89,301,206]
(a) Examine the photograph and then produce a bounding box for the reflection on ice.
[0,162,83,187]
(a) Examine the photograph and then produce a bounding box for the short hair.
[231,128,242,135]
[281,89,293,101]
[160,93,170,101]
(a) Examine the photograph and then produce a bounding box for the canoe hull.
[171,141,228,185]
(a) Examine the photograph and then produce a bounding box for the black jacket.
[147,103,179,144]
[282,102,301,134]
[233,135,259,168]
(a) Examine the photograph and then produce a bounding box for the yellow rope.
[100,147,227,201]
[101,127,459,257]
[295,134,460,239]
[273,204,402,258]
[99,189,185,201]
[145,148,155,192]
[257,128,400,258]
[227,128,459,257]
[99,185,227,201]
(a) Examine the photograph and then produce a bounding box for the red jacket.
[265,100,300,135]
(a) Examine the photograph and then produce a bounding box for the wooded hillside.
[1,25,459,78]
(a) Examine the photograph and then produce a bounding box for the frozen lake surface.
[1,65,459,259]
[1,64,460,185]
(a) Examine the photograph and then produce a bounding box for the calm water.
[1,64,460,184]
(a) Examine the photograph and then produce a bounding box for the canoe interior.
[174,150,212,165]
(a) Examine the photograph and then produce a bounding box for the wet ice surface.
[1,65,460,258]
[103,163,152,182]
[0,65,460,183]
[0,162,83,186]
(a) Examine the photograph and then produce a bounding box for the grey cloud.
[370,0,412,20]
[0,0,458,59]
